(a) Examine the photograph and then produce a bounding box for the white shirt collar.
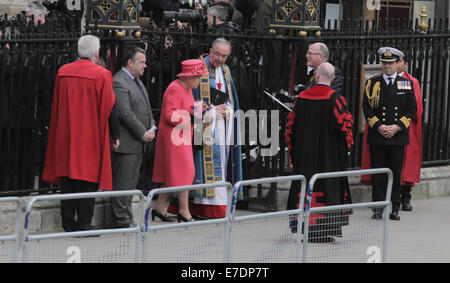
[383,72,397,84]
[122,67,135,80]
[215,66,226,92]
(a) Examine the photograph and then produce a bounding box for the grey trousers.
[111,152,143,226]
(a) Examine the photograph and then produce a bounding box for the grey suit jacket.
[113,68,155,154]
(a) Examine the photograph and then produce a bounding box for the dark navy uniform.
[363,74,417,146]
[363,72,417,217]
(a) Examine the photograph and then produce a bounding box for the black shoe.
[76,224,98,231]
[289,217,298,234]
[308,236,336,243]
[151,210,174,222]
[193,215,210,221]
[74,225,100,238]
[389,211,401,221]
[401,201,413,211]
[178,213,194,223]
[115,222,136,229]
[371,212,383,220]
[63,226,77,232]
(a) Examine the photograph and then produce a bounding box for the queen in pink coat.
[152,59,208,223]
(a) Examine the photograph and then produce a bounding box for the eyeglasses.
[306,51,322,56]
[212,50,230,59]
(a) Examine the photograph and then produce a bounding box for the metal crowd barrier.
[229,175,307,263]
[21,190,145,263]
[303,168,393,263]
[0,197,22,263]
[143,182,233,263]
[2,168,393,263]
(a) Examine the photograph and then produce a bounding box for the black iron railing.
[0,14,449,198]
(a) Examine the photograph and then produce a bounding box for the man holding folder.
[190,37,243,219]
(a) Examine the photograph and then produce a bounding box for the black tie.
[388,77,393,86]
[134,78,150,109]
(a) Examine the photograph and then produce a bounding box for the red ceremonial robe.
[361,71,423,186]
[285,85,353,237]
[42,59,115,190]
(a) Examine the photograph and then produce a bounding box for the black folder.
[210,87,228,106]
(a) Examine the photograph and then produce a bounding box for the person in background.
[305,42,344,97]
[361,49,423,212]
[190,37,243,219]
[213,0,244,28]
[362,47,417,221]
[206,5,235,34]
[152,59,209,223]
[285,62,353,243]
[26,1,48,26]
[111,46,156,228]
[42,35,116,232]
[397,53,423,211]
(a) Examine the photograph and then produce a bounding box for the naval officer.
[362,47,417,221]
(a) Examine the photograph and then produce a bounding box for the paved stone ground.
[1,196,449,263]
[386,196,450,263]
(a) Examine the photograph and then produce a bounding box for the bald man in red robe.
[42,35,116,232]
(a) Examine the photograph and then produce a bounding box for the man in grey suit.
[111,46,156,228]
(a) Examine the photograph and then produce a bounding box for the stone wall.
[0,0,27,17]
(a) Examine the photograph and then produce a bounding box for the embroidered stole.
[199,56,234,197]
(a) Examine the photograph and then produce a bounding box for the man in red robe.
[42,35,117,232]
[396,54,423,211]
[286,63,353,243]
[361,50,423,212]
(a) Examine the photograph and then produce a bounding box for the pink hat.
[177,59,208,77]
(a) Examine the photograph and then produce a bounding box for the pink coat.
[153,80,195,187]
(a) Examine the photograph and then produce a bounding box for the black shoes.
[401,201,413,211]
[371,210,401,220]
[178,213,194,223]
[150,210,195,223]
[371,208,384,220]
[308,236,336,243]
[193,215,210,221]
[151,210,174,222]
[63,224,98,232]
[389,210,401,221]
[77,224,98,231]
[72,224,101,238]
[371,212,383,220]
[115,221,137,228]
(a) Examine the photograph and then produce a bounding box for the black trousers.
[60,177,98,232]
[370,145,405,212]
